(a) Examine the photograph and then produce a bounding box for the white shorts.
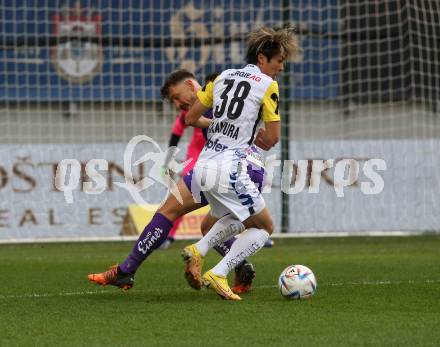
[191,153,265,222]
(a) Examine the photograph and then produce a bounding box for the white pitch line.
[0,290,108,300]
[0,279,439,300]
[255,279,440,290]
[326,279,440,286]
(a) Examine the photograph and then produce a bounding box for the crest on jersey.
[51,1,103,84]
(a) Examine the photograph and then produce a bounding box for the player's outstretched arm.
[192,116,212,128]
[185,99,210,126]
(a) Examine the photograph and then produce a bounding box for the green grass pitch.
[0,236,439,346]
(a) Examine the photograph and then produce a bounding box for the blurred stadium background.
[0,0,439,242]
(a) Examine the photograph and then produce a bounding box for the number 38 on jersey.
[214,79,251,119]
[196,64,281,151]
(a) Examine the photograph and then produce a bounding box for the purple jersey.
[201,109,213,139]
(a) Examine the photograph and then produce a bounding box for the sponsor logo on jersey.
[204,138,229,152]
[228,70,262,82]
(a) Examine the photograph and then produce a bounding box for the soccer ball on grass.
[278,264,317,300]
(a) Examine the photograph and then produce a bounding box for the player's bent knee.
[200,219,209,235]
[264,223,274,235]
[243,209,274,235]
[157,195,186,221]
[158,179,199,220]
[258,221,274,235]
[200,214,217,235]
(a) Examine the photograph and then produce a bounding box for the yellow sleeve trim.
[261,81,280,122]
[197,80,214,108]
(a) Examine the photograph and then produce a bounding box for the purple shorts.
[183,163,265,207]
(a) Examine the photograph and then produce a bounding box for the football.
[278,264,317,299]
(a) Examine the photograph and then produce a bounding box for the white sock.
[195,215,245,256]
[211,228,269,277]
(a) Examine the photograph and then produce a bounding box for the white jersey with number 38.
[197,64,280,162]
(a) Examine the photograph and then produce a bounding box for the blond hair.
[246,26,300,64]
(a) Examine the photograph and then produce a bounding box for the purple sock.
[213,237,236,257]
[119,212,173,274]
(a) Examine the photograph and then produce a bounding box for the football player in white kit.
[182,26,300,300]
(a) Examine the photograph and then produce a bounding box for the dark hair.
[245,26,299,65]
[204,72,219,84]
[160,69,196,100]
[246,40,281,65]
